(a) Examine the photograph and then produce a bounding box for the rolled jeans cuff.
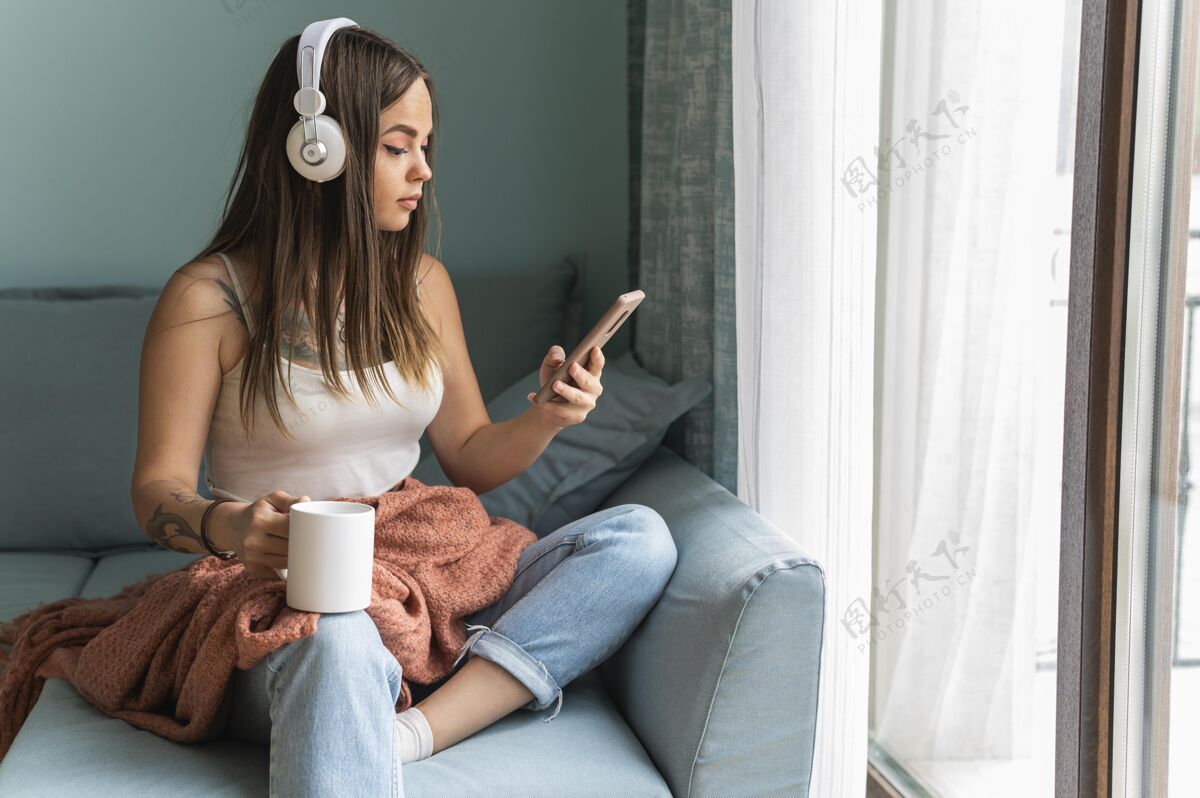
[452,623,564,722]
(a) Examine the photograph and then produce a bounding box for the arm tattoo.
[145,489,209,552]
[146,501,203,551]
[169,488,207,506]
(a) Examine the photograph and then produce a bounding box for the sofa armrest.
[596,446,825,798]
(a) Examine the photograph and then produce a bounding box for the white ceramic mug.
[274,500,376,613]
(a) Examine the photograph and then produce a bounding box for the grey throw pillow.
[411,350,711,537]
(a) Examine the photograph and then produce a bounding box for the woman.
[128,20,677,798]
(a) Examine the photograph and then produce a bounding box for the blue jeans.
[222,503,677,797]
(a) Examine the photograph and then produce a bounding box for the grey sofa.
[0,257,824,797]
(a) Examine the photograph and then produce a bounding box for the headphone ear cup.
[286,114,348,182]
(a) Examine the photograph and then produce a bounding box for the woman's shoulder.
[417,252,440,283]
[144,255,251,376]
[164,252,258,349]
[415,252,449,331]
[415,252,450,303]
[162,254,245,322]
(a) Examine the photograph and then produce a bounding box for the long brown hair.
[194,25,445,442]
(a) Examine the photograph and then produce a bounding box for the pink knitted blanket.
[0,477,536,760]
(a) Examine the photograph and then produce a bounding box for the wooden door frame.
[1056,0,1142,793]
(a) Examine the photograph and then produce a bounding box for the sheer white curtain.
[732,1,881,794]
[871,0,1068,764]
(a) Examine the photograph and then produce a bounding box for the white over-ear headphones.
[286,17,359,182]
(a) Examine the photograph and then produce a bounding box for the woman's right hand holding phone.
[211,490,309,580]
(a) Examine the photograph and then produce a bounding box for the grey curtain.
[627,0,738,494]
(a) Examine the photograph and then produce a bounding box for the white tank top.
[202,251,444,504]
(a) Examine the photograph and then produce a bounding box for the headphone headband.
[296,17,357,101]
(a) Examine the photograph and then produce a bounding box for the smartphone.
[532,289,646,405]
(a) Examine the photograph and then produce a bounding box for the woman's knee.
[609,503,678,584]
[272,609,386,669]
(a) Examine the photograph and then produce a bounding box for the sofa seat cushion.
[76,547,206,598]
[0,549,671,796]
[0,677,269,796]
[0,552,96,678]
[0,669,669,797]
[401,667,670,796]
[0,553,95,623]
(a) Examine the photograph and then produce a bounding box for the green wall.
[0,0,629,350]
